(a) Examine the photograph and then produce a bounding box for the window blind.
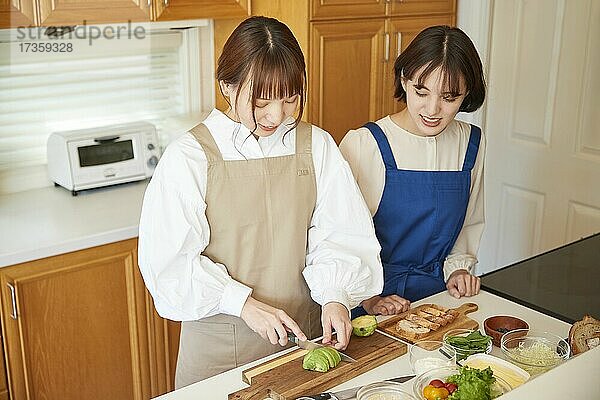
[0,22,212,193]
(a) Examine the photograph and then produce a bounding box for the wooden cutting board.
[377,302,480,343]
[228,331,406,400]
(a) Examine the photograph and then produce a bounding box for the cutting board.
[377,302,480,344]
[228,331,406,400]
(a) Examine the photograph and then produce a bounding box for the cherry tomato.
[429,379,445,388]
[445,383,458,394]
[423,385,450,400]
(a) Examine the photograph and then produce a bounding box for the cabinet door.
[37,0,150,26]
[0,0,35,28]
[388,0,455,17]
[153,0,249,21]
[0,239,159,400]
[382,15,454,116]
[310,19,386,143]
[311,0,386,20]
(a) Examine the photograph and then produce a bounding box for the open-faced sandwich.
[396,304,459,339]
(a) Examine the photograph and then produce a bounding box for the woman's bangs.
[416,60,464,96]
[251,52,304,101]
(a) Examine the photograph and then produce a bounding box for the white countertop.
[0,180,148,267]
[154,290,599,400]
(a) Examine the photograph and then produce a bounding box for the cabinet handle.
[147,0,151,8]
[384,33,390,62]
[7,282,17,319]
[164,0,169,6]
[397,32,402,56]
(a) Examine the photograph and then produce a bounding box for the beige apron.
[175,122,321,388]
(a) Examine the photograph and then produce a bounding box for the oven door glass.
[77,139,135,167]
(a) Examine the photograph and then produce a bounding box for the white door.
[477,0,600,274]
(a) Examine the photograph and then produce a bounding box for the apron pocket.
[176,320,237,386]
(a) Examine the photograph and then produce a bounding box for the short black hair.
[394,25,485,113]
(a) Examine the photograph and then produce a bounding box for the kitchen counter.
[481,233,600,323]
[0,180,148,267]
[153,290,600,400]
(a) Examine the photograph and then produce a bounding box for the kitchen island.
[154,290,600,399]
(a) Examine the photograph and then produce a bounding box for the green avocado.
[302,347,342,372]
[351,315,377,337]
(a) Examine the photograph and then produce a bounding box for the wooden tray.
[228,331,407,400]
[377,303,480,344]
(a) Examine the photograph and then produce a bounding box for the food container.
[500,329,570,376]
[463,353,530,388]
[356,381,417,400]
[409,340,456,375]
[484,315,529,347]
[442,328,492,361]
[412,365,512,400]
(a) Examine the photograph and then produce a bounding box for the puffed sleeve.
[443,131,486,281]
[302,127,384,311]
[137,136,252,321]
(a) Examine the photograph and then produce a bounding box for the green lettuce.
[447,366,498,400]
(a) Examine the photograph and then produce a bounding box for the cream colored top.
[138,109,384,322]
[339,116,486,281]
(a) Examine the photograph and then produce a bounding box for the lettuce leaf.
[447,366,497,400]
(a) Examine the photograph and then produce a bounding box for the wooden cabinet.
[307,1,457,142]
[0,0,35,27]
[153,0,249,21]
[0,239,173,400]
[310,19,386,144]
[0,0,249,28]
[0,340,7,400]
[310,0,386,20]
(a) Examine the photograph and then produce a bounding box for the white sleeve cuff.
[443,255,478,282]
[219,280,252,317]
[320,288,351,316]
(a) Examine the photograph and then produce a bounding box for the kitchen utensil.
[296,375,416,400]
[483,315,529,347]
[500,329,570,376]
[377,303,479,344]
[409,340,456,375]
[287,332,357,363]
[412,365,513,400]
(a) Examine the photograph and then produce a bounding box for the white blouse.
[138,109,384,322]
[339,116,486,281]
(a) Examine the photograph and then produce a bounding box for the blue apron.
[352,122,481,318]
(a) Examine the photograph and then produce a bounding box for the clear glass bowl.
[412,365,512,400]
[356,381,417,400]
[442,328,493,361]
[409,340,456,375]
[500,328,570,376]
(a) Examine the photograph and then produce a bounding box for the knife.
[295,375,416,400]
[287,332,357,363]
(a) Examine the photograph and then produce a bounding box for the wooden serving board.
[377,302,480,344]
[228,331,406,400]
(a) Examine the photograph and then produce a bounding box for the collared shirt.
[138,109,383,321]
[339,116,486,281]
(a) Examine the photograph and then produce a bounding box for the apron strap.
[295,121,312,155]
[462,125,481,171]
[363,122,398,170]
[189,123,223,163]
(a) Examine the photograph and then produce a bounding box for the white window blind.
[0,21,214,194]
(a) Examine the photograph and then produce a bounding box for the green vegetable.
[446,366,499,400]
[302,347,341,372]
[351,315,378,337]
[445,331,492,361]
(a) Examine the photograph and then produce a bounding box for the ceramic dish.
[463,353,530,388]
[484,315,529,347]
[357,381,417,400]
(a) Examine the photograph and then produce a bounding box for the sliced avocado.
[320,347,342,367]
[302,349,330,372]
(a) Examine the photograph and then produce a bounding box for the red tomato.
[445,383,458,394]
[429,379,445,388]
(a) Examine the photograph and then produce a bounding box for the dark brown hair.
[394,25,485,113]
[216,16,306,131]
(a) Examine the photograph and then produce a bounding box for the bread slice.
[569,315,600,355]
[417,310,446,325]
[396,319,430,339]
[406,313,441,330]
[422,306,445,317]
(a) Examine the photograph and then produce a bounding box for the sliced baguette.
[406,313,441,330]
[396,319,430,339]
[569,315,600,355]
